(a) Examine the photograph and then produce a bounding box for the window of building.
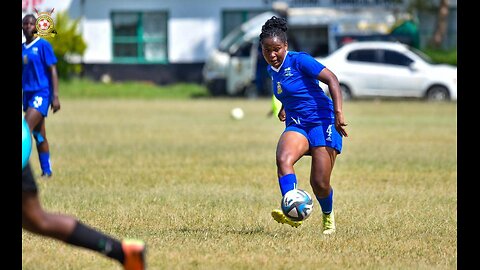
[288,25,329,57]
[112,11,168,63]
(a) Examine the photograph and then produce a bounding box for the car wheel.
[426,86,450,101]
[243,84,259,99]
[206,79,226,96]
[340,84,352,101]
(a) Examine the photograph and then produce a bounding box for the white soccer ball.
[281,189,313,221]
[230,107,244,120]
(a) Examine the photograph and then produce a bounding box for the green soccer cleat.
[322,211,336,235]
[271,209,302,228]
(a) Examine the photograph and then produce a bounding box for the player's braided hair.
[259,16,288,44]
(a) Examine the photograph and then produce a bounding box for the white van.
[202,7,400,97]
[202,12,277,97]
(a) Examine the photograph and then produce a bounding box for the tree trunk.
[429,0,449,48]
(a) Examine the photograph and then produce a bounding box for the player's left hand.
[335,112,348,137]
[278,108,286,122]
[51,96,61,113]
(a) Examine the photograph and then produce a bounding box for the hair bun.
[264,16,287,32]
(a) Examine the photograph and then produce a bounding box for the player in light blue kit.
[260,16,348,235]
[22,14,60,177]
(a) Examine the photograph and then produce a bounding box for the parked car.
[316,41,457,101]
[202,8,404,97]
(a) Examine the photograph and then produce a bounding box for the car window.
[346,49,380,63]
[409,46,434,64]
[219,27,244,52]
[383,50,413,67]
[232,41,253,57]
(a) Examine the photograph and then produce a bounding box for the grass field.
[22,89,457,269]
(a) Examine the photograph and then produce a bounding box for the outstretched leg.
[22,164,146,269]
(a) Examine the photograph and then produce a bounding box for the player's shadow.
[172,226,279,237]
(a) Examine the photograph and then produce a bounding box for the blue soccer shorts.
[23,89,51,117]
[284,121,343,154]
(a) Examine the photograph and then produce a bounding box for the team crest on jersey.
[34,8,57,38]
[283,67,293,77]
[23,55,28,65]
[276,82,283,94]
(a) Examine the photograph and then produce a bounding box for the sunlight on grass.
[23,96,457,270]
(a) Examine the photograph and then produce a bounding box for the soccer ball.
[281,189,313,221]
[230,107,244,120]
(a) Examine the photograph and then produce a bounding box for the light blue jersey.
[22,37,57,92]
[269,51,334,127]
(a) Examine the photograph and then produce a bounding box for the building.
[22,0,457,85]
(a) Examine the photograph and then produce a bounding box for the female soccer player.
[22,13,60,177]
[260,16,348,235]
[22,117,146,269]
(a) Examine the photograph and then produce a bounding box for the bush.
[45,11,87,80]
[422,47,457,66]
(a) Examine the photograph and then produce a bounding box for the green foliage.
[423,47,457,66]
[45,11,86,80]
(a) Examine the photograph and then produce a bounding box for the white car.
[316,41,457,101]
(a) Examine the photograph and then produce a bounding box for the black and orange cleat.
[122,239,146,270]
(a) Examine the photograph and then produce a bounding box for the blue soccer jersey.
[22,37,57,92]
[269,51,334,127]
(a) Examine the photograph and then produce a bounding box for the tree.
[429,0,449,48]
[408,0,450,49]
[44,10,87,79]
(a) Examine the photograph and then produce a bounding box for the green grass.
[59,77,210,99]
[22,86,457,269]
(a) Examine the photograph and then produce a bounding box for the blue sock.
[32,131,45,145]
[278,174,297,196]
[316,188,333,214]
[39,152,52,174]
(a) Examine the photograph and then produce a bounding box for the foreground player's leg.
[23,166,146,269]
[65,221,146,269]
[122,239,147,270]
